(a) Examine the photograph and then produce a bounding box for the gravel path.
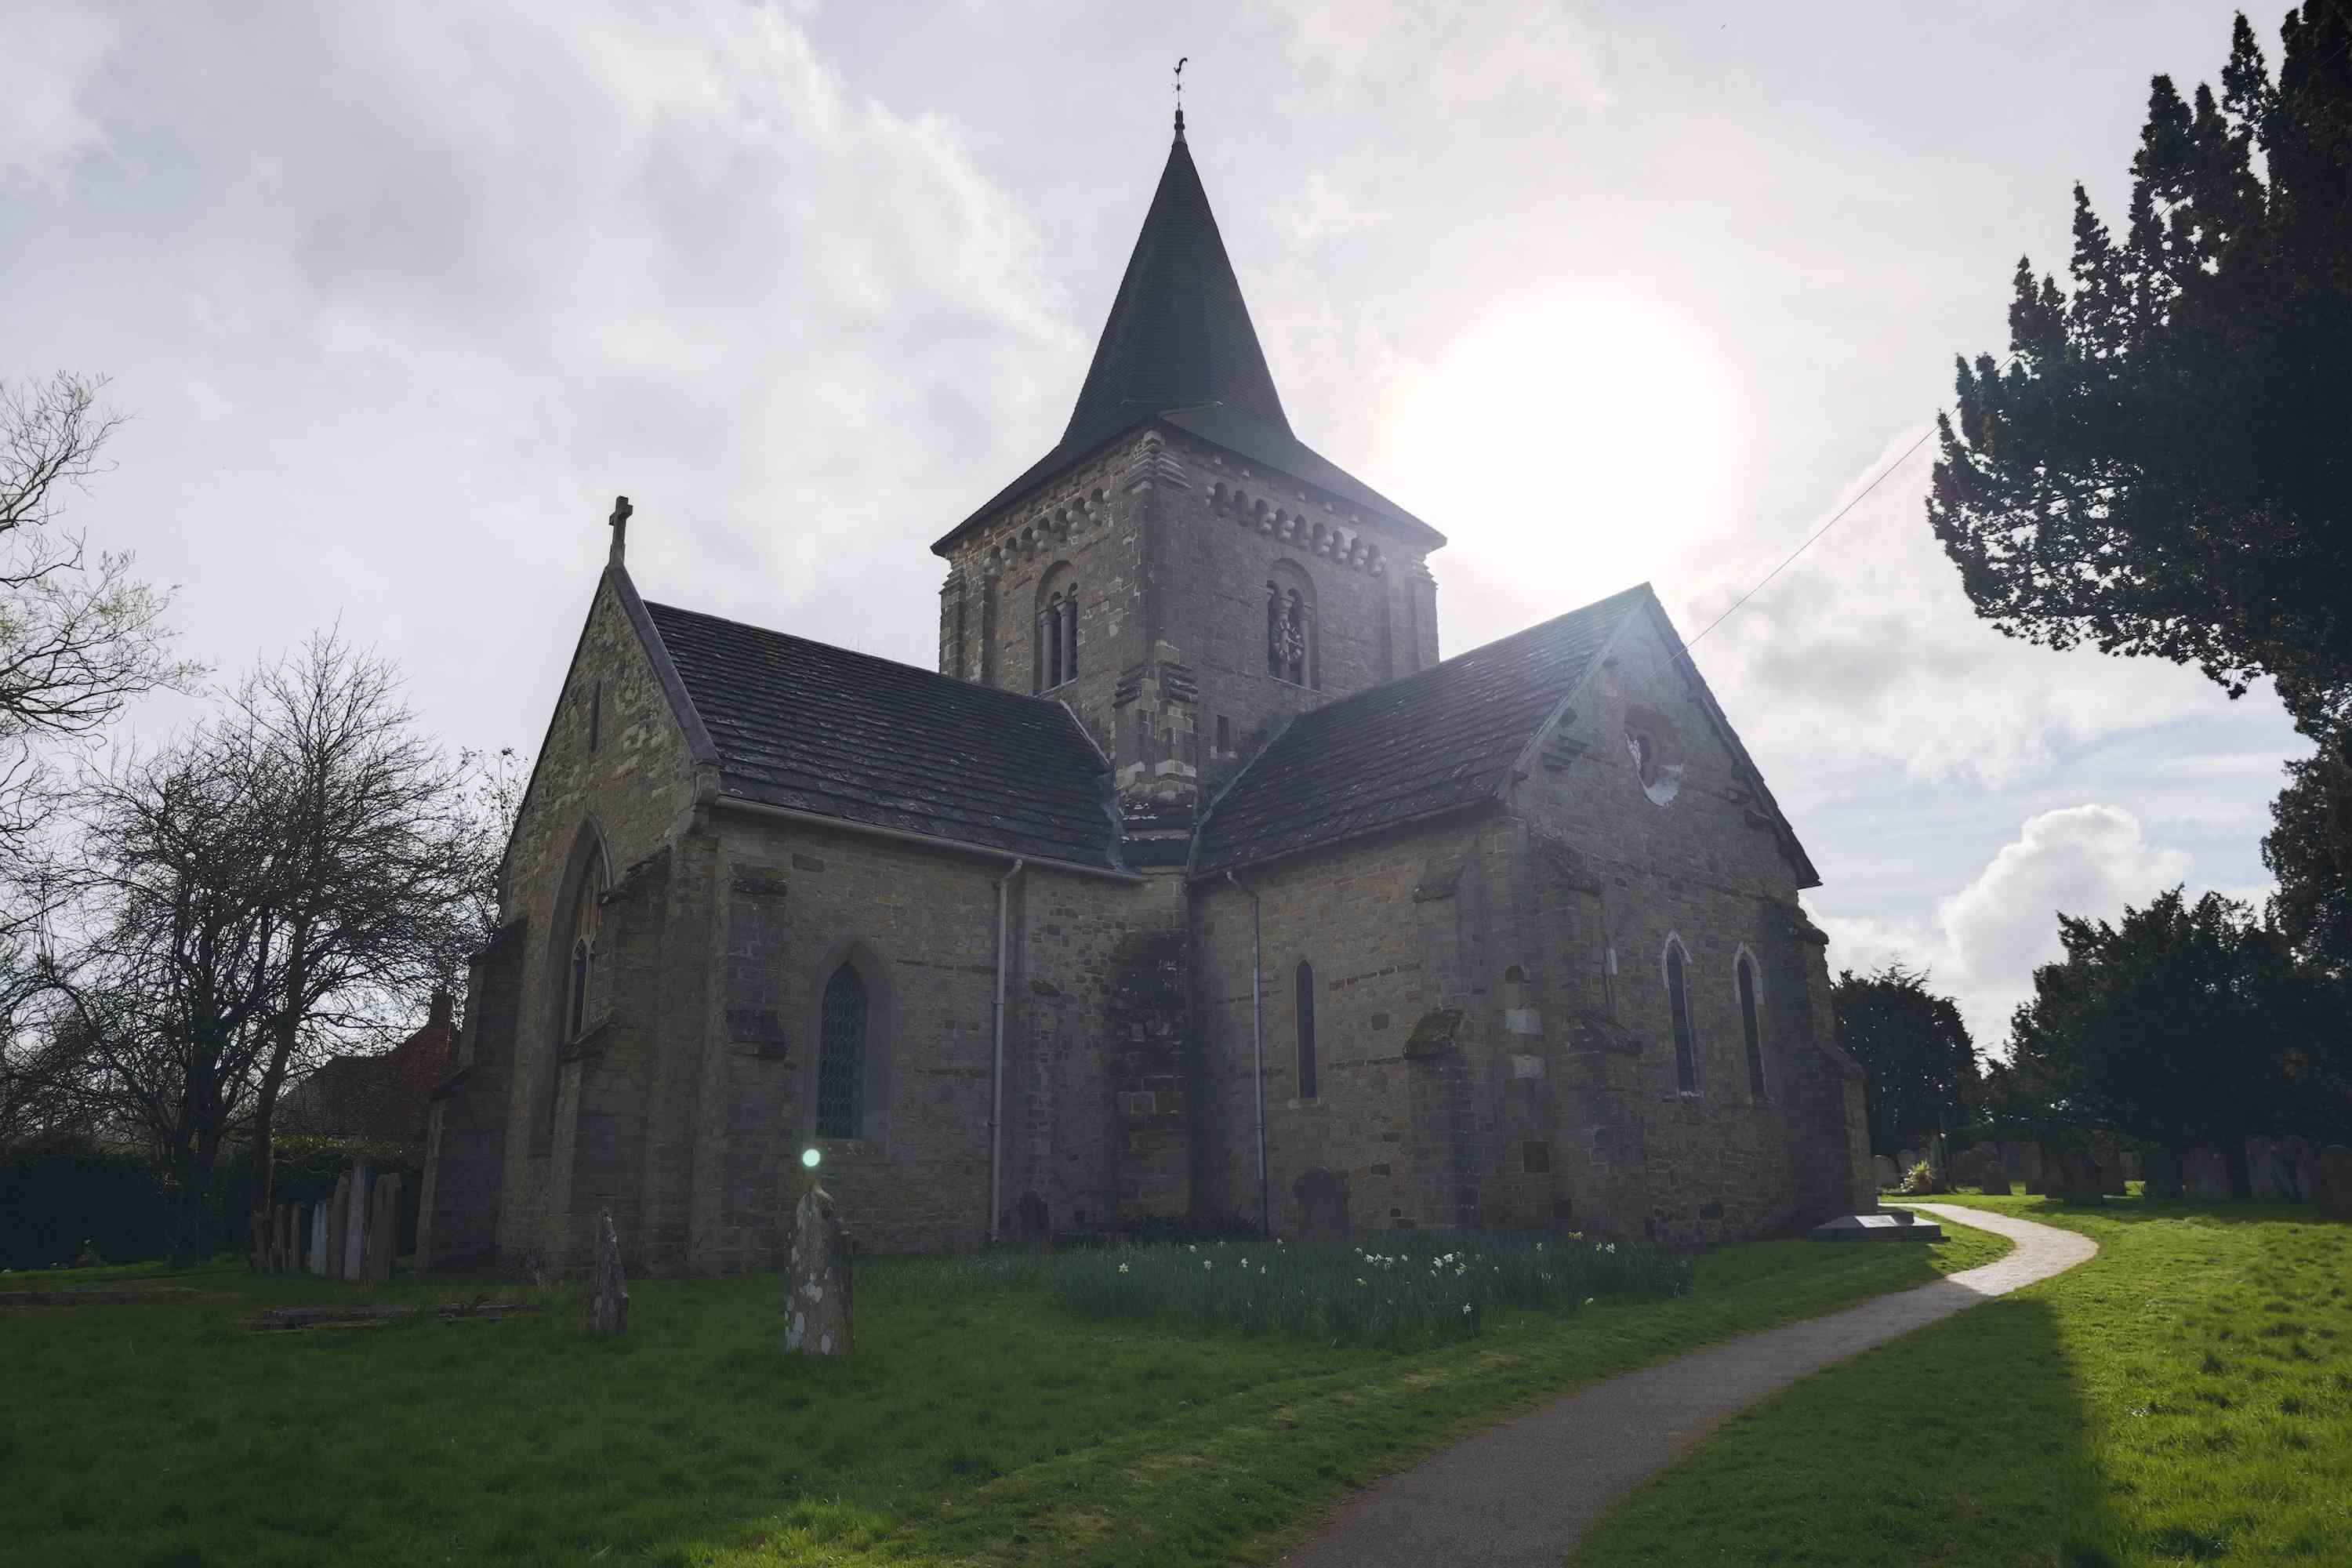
[1281,1205,2096,1568]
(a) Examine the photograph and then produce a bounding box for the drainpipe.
[1226,870,1269,1238]
[989,858,1025,1245]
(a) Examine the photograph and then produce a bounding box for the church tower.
[933,113,1446,828]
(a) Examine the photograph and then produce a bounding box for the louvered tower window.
[817,963,867,1139]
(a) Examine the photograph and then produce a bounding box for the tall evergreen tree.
[1929,5,2352,742]
[1833,964,1982,1156]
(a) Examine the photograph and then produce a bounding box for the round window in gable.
[1624,725,1683,806]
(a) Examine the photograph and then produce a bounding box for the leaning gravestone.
[786,1170,853,1357]
[2142,1148,2184,1200]
[2316,1145,2352,1220]
[1294,1167,1350,1243]
[587,1210,628,1334]
[2185,1145,2232,1202]
[1873,1153,1899,1190]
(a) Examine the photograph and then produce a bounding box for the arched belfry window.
[1034,568,1079,691]
[1265,571,1315,686]
[1664,937,1699,1094]
[1737,952,1766,1098]
[1295,960,1319,1099]
[816,962,868,1140]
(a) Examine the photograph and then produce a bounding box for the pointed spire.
[1060,128,1291,452]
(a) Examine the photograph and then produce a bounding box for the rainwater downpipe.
[1225,870,1269,1238]
[989,858,1025,1246]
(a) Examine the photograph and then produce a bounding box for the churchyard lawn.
[1573,1195,2352,1566]
[6,1225,2002,1568]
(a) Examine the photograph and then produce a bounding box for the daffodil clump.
[1052,1230,1690,1348]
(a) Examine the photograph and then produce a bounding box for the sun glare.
[1394,297,1735,604]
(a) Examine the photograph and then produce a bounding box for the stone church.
[418,114,1873,1276]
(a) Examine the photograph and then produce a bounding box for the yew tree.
[1832,964,1982,1156]
[1929,5,2352,741]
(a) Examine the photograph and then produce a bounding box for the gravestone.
[363,1173,400,1285]
[341,1162,371,1280]
[2003,1142,2026,1182]
[2185,1145,2232,1203]
[2142,1147,2184,1200]
[2019,1143,2046,1196]
[326,1173,351,1281]
[2249,1138,2293,1201]
[2289,1138,2318,1203]
[2060,1149,2104,1203]
[308,1200,327,1274]
[1897,1148,1918,1178]
[586,1210,628,1334]
[1872,1153,1899,1190]
[786,1174,853,1357]
[2122,1150,2143,1183]
[1971,1142,2009,1195]
[2316,1145,2352,1220]
[2092,1137,2127,1194]
[1294,1167,1350,1244]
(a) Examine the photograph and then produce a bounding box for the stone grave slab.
[1809,1211,1944,1243]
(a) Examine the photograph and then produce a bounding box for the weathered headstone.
[2316,1145,2352,1220]
[1872,1153,1899,1190]
[2249,1138,2294,1201]
[1897,1148,1918,1178]
[308,1200,327,1274]
[785,1175,852,1357]
[2091,1137,2127,1194]
[586,1210,628,1334]
[342,1162,371,1280]
[2185,1145,2232,1203]
[2289,1138,2318,1203]
[1294,1167,1350,1243]
[1971,1141,2009,1195]
[326,1173,351,1280]
[2019,1143,2045,1196]
[2142,1147,2184,1200]
[2060,1149,2104,1203]
[363,1173,400,1285]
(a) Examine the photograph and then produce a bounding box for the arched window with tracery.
[1034,567,1079,691]
[1295,960,1319,1099]
[1664,936,1699,1094]
[1265,568,1315,686]
[1737,951,1766,1098]
[816,961,868,1140]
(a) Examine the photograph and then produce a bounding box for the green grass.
[0,1224,2005,1568]
[1573,1196,2352,1567]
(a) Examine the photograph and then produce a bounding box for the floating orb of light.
[801,1148,822,1170]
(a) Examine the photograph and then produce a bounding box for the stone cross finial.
[608,495,633,565]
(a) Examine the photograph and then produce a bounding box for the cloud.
[1815,804,2193,1051]
[1266,0,1613,119]
[0,11,122,190]
[13,1,1080,748]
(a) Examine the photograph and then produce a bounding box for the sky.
[5,0,2313,1050]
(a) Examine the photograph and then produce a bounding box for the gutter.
[989,858,1026,1245]
[1225,869,1269,1237]
[708,795,1142,883]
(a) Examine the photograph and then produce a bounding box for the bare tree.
[0,371,201,851]
[34,634,506,1263]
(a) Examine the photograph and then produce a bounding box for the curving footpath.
[1281,1205,2096,1568]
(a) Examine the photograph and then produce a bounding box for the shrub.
[1900,1160,1937,1196]
[1052,1230,1693,1350]
[0,1140,166,1270]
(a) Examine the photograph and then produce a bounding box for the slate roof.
[642,600,1123,872]
[933,122,1439,554]
[1191,586,1653,875]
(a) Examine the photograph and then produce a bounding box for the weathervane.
[1174,56,1187,140]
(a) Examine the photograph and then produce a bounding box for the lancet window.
[1034,573,1080,691]
[1665,937,1699,1094]
[816,962,868,1140]
[1737,953,1766,1097]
